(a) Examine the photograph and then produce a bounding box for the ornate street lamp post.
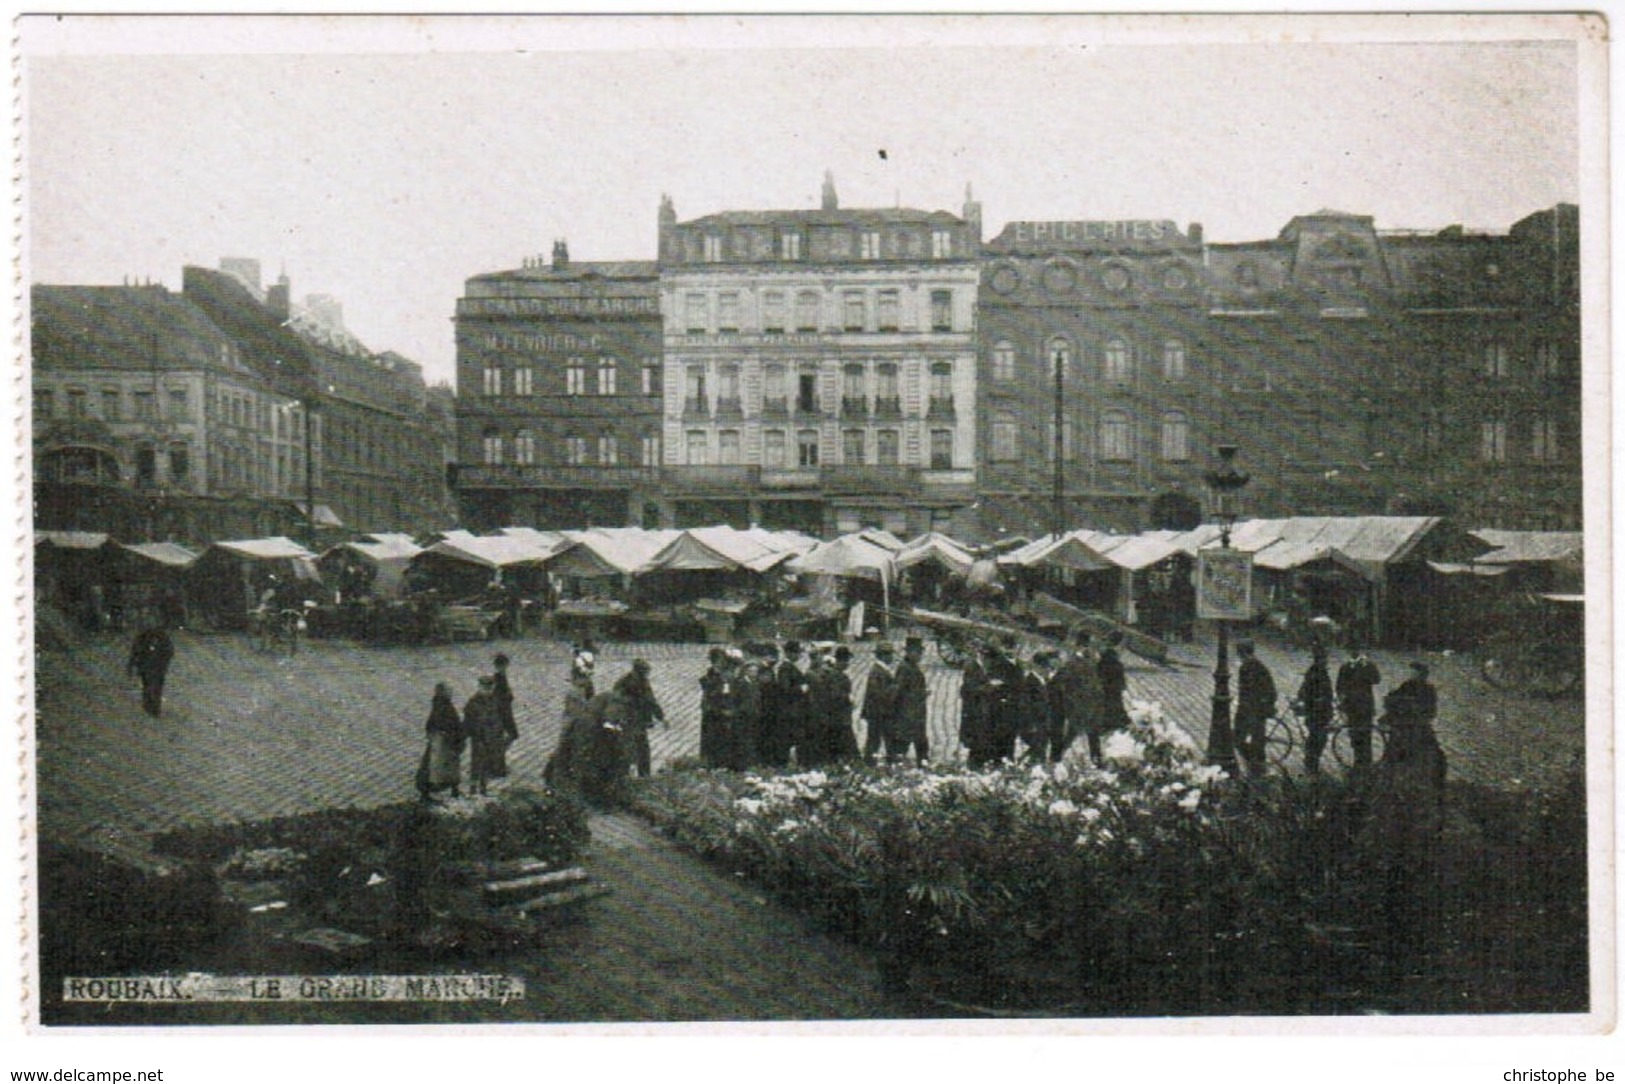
[1203,444,1250,774]
[1051,343,1065,538]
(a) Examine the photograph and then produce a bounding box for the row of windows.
[482,359,661,398]
[990,338,1187,383]
[480,430,661,468]
[681,428,957,470]
[990,411,1191,463]
[35,386,192,422]
[1480,340,1565,378]
[1474,418,1564,463]
[685,227,957,264]
[682,288,958,335]
[682,360,956,414]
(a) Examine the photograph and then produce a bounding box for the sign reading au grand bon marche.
[1197,547,1254,621]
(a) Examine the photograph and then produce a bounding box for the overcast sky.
[23,15,1585,387]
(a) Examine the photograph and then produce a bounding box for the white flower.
[734,797,764,815]
[1178,790,1203,811]
[1051,762,1070,783]
[1080,807,1102,824]
[1048,798,1078,817]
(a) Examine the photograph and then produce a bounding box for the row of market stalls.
[36,518,1583,650]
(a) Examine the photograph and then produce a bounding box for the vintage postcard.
[8,10,1613,1071]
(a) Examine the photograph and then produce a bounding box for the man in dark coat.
[580,683,637,806]
[491,653,520,749]
[1233,641,1278,777]
[463,676,508,796]
[1096,631,1131,735]
[730,651,764,771]
[762,642,808,768]
[1335,649,1383,770]
[807,645,860,765]
[613,658,665,779]
[862,642,901,762]
[983,638,1025,763]
[1018,650,1060,762]
[892,637,930,765]
[126,624,175,717]
[699,648,729,769]
[1055,629,1106,764]
[1296,644,1337,775]
[1384,661,1439,729]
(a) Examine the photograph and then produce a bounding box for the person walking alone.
[491,653,520,753]
[613,658,665,779]
[892,637,930,765]
[126,624,175,718]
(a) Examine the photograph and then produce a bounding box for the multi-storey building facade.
[655,176,981,536]
[977,218,1213,534]
[976,204,1581,535]
[453,243,663,530]
[31,259,454,543]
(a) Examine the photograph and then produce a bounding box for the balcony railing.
[873,396,903,418]
[822,465,920,494]
[683,396,709,416]
[761,396,789,416]
[927,395,955,417]
[457,464,658,488]
[663,465,761,490]
[840,396,869,416]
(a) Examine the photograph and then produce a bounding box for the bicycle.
[1262,702,1387,774]
[250,606,304,655]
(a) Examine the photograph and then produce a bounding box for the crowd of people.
[389,623,1445,810]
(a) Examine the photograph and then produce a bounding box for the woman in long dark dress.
[415,682,464,800]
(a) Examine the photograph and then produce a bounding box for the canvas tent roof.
[787,534,897,580]
[1191,517,1441,582]
[36,531,110,550]
[642,526,806,574]
[1075,531,1184,571]
[1469,530,1583,565]
[287,501,344,528]
[1427,560,1511,577]
[896,532,976,575]
[214,537,317,561]
[335,536,423,563]
[117,541,198,568]
[854,528,906,552]
[545,528,681,577]
[496,526,569,554]
[420,534,551,570]
[998,532,1115,572]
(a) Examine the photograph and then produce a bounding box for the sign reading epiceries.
[1197,548,1253,621]
[1001,220,1182,244]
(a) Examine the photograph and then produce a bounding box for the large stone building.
[31,259,454,544]
[655,176,981,536]
[977,205,1582,535]
[452,243,663,530]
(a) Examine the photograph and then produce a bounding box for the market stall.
[188,537,321,630]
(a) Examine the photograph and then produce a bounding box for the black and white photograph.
[10,11,1611,1059]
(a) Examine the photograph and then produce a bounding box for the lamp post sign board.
[1197,547,1253,621]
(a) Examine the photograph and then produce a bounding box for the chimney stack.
[266,269,291,321]
[553,239,570,269]
[821,170,839,211]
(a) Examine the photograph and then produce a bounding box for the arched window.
[992,340,1016,381]
[1104,338,1132,382]
[597,358,617,396]
[1159,411,1190,461]
[1101,411,1133,461]
[1047,337,1072,375]
[481,427,503,465]
[1162,340,1187,381]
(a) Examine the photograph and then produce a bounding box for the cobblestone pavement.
[35,626,1589,843]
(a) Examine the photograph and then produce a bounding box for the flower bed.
[631,701,1589,1015]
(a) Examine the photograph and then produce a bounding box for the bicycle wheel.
[1263,714,1297,769]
